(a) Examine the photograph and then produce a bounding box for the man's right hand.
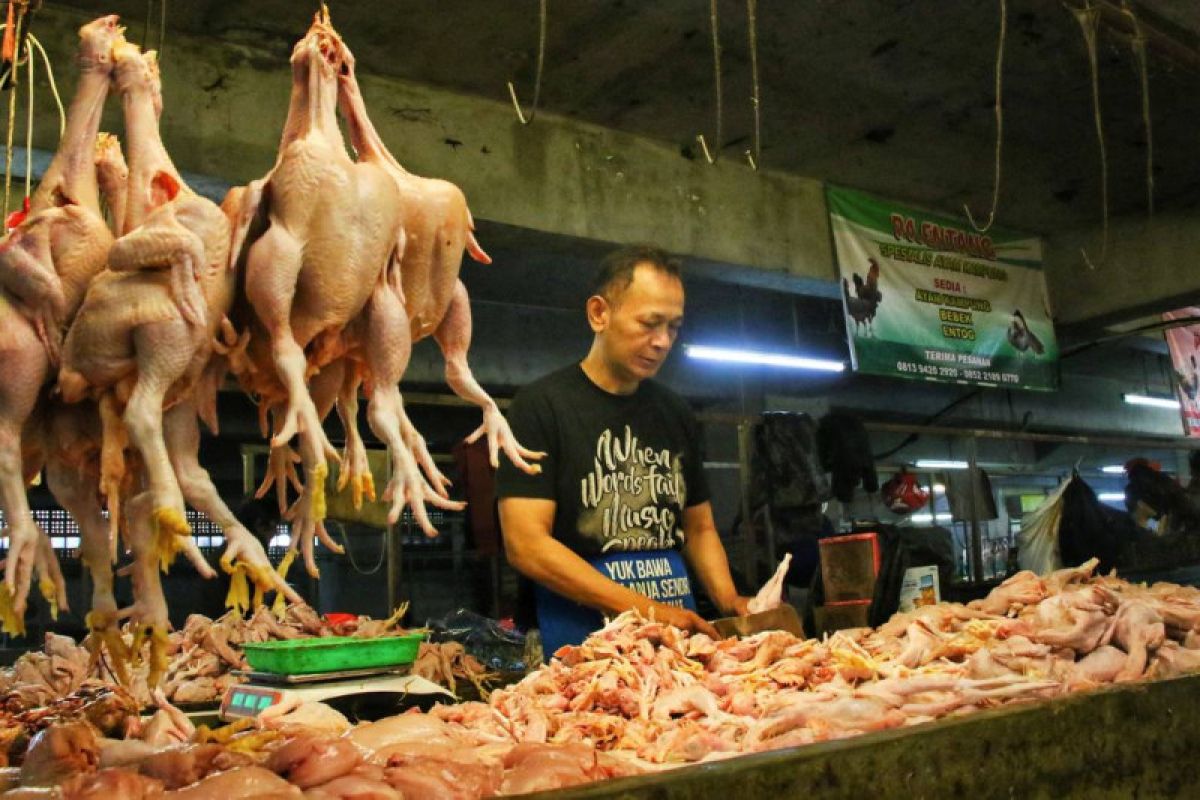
[650,603,719,639]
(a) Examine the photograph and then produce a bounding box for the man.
[496,244,751,655]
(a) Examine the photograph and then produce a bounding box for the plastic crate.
[241,632,424,674]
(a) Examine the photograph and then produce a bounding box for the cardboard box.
[819,532,881,602]
[814,599,872,634]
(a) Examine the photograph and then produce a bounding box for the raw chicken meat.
[748,553,792,614]
[266,734,361,788]
[162,765,302,798]
[0,15,124,620]
[19,721,99,786]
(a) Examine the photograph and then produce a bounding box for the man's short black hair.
[590,244,682,303]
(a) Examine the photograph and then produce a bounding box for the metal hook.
[744,0,760,171]
[695,0,722,164]
[506,0,546,125]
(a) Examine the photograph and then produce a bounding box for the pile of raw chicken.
[2,558,1199,797]
[0,603,491,713]
[0,8,538,687]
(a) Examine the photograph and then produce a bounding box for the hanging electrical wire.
[964,0,1007,233]
[1066,0,1108,270]
[506,0,546,125]
[695,0,723,164]
[744,0,761,170]
[1122,0,1154,217]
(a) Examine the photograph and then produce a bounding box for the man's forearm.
[509,536,658,618]
[684,526,740,614]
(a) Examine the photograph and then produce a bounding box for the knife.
[712,603,806,639]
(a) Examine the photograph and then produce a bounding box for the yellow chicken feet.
[0,584,25,636]
[150,506,190,573]
[129,623,170,689]
[220,529,302,616]
[280,461,347,580]
[33,531,68,620]
[271,550,298,617]
[335,443,375,511]
[84,609,132,686]
[255,443,303,517]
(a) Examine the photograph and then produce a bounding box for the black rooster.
[844,258,883,336]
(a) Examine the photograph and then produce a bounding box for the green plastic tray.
[241,633,425,675]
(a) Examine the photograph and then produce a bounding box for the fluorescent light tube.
[1123,393,1181,410]
[909,513,953,524]
[915,459,969,470]
[1101,465,1126,475]
[684,345,845,372]
[1098,492,1125,502]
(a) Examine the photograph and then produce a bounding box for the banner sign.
[1163,307,1200,437]
[828,186,1059,391]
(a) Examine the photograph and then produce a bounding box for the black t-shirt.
[496,364,710,557]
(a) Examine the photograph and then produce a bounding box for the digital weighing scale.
[219,665,453,723]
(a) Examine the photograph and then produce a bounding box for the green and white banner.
[828,185,1059,391]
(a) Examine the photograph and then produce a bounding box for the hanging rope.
[695,0,723,163]
[0,10,66,225]
[22,19,30,200]
[1066,1,1108,269]
[744,0,761,170]
[158,0,167,61]
[142,0,167,58]
[27,35,65,138]
[3,10,24,217]
[964,0,1007,233]
[1123,0,1153,217]
[506,0,546,125]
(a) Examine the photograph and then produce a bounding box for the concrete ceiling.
[49,0,1200,235]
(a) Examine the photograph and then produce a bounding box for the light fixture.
[915,459,969,470]
[683,344,845,372]
[1098,492,1125,503]
[1101,465,1126,475]
[910,512,953,524]
[1123,393,1181,410]
[932,483,946,494]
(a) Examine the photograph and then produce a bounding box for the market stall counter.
[543,670,1200,800]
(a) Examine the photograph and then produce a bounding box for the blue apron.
[535,549,696,658]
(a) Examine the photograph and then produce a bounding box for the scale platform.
[220,664,454,723]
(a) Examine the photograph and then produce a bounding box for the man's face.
[591,263,685,383]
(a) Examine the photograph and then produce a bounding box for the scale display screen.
[220,686,283,720]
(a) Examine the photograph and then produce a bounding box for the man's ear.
[586,295,610,334]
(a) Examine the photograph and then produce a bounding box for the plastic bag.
[881,468,930,515]
[1018,477,1069,574]
[425,608,527,672]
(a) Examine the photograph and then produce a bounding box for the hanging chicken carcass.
[0,15,129,623]
[57,39,294,685]
[336,39,543,478]
[227,12,467,576]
